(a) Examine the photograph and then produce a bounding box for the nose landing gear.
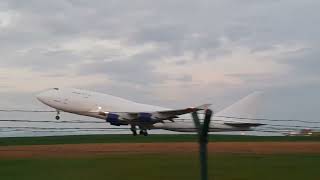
[55,110,60,120]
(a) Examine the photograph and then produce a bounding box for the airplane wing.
[156,104,211,118]
[99,104,211,126]
[126,104,211,120]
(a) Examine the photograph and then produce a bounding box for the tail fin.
[214,91,264,126]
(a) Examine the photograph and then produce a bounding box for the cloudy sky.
[0,0,320,136]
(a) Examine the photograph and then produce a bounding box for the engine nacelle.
[138,113,153,123]
[106,113,122,126]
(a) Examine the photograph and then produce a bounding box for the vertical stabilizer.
[214,92,264,123]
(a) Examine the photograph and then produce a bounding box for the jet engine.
[106,113,122,126]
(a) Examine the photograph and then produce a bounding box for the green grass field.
[1,134,319,180]
[0,154,319,180]
[0,134,319,146]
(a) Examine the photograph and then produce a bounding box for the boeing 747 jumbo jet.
[37,88,264,136]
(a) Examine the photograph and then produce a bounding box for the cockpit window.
[53,88,59,90]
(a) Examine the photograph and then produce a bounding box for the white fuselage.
[37,88,254,132]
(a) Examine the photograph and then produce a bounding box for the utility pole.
[192,109,213,180]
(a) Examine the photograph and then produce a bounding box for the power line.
[0,109,320,135]
[260,124,320,129]
[0,125,318,136]
[1,118,320,129]
[1,127,129,130]
[0,128,314,135]
[0,128,130,134]
[1,119,320,130]
[0,109,55,112]
[214,116,320,124]
[0,119,105,123]
[0,126,318,131]
[0,109,320,124]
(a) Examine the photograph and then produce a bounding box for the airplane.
[36,88,264,136]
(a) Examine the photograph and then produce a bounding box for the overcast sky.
[0,0,320,136]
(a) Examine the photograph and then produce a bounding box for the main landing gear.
[130,125,148,136]
[130,125,137,136]
[55,110,60,120]
[139,129,148,136]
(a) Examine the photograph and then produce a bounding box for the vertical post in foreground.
[192,109,213,180]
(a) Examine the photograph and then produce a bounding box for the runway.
[0,142,320,158]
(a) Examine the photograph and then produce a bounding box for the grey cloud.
[0,0,317,74]
[0,0,319,108]
[0,48,80,71]
[1,0,320,137]
[78,58,166,85]
[283,48,320,76]
[175,75,193,82]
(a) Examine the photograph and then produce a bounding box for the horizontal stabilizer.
[224,122,265,128]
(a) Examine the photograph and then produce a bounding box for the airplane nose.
[36,93,43,101]
[36,92,48,102]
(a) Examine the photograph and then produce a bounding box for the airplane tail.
[213,92,265,127]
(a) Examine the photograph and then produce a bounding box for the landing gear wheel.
[139,130,148,136]
[55,110,60,120]
[131,125,137,136]
[139,130,144,135]
[131,128,137,136]
[132,131,137,136]
[143,131,148,136]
